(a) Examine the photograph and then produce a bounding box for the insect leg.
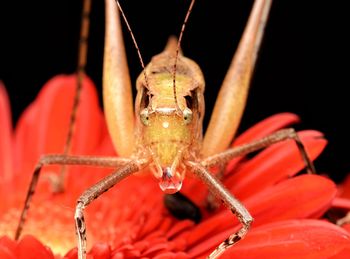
[75,160,145,259]
[54,0,92,192]
[203,128,316,210]
[186,161,252,258]
[202,0,273,157]
[205,163,227,211]
[15,154,132,240]
[202,128,316,174]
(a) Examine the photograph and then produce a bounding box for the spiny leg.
[203,128,316,209]
[52,0,92,192]
[203,128,316,174]
[205,163,227,211]
[75,160,146,259]
[186,161,253,258]
[15,154,131,240]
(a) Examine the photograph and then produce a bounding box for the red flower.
[0,75,349,258]
[331,168,350,238]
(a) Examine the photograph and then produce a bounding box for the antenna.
[172,0,196,111]
[115,0,150,89]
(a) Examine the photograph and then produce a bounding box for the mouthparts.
[158,167,183,194]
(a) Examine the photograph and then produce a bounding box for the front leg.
[15,154,132,240]
[74,160,147,259]
[186,161,253,258]
[203,128,316,210]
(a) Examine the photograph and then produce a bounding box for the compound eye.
[140,108,150,126]
[183,107,193,124]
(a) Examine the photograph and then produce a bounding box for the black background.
[0,1,348,181]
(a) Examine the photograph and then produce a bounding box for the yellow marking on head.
[142,113,191,166]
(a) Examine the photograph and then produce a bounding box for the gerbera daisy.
[0,75,349,258]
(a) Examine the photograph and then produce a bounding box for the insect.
[14,0,316,258]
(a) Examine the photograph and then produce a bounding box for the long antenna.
[172,0,196,111]
[115,0,149,89]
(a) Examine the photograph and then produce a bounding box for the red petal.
[14,74,106,177]
[189,220,350,258]
[63,247,77,259]
[332,197,350,210]
[222,220,350,259]
[186,175,336,245]
[131,240,149,254]
[166,220,194,239]
[0,82,13,182]
[64,248,93,259]
[88,243,111,259]
[226,130,327,200]
[0,237,16,253]
[184,213,234,248]
[141,242,169,256]
[114,244,141,257]
[339,174,350,199]
[16,235,54,259]
[329,246,350,259]
[244,175,336,225]
[0,247,15,259]
[236,175,334,228]
[225,113,300,172]
[0,236,16,259]
[153,252,190,259]
[233,113,300,146]
[343,224,350,235]
[138,208,165,239]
